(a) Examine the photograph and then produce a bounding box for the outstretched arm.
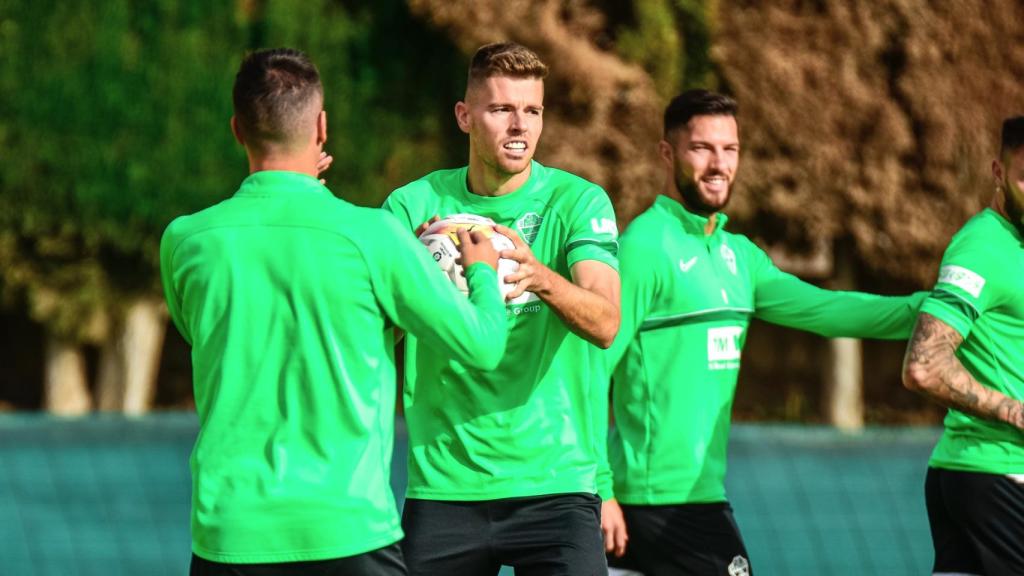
[755,271,925,340]
[902,312,1024,429]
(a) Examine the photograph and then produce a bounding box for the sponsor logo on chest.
[707,326,743,371]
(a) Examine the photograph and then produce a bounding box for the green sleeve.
[749,241,924,339]
[918,229,996,339]
[381,187,419,231]
[369,212,509,370]
[597,227,660,500]
[605,229,659,371]
[159,220,191,345]
[565,186,619,271]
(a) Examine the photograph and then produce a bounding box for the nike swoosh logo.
[679,257,698,273]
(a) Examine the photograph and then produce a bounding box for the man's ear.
[658,139,674,168]
[231,116,245,146]
[993,159,1004,186]
[317,110,327,146]
[455,101,471,135]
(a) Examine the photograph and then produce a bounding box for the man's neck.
[664,183,718,235]
[247,150,318,178]
[466,158,531,197]
[992,187,1024,231]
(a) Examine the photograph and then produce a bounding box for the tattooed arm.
[902,313,1024,430]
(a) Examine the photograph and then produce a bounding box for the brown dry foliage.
[407,0,665,222]
[714,0,1024,285]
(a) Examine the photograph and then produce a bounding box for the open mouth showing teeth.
[504,142,527,151]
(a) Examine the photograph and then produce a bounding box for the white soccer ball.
[418,214,519,297]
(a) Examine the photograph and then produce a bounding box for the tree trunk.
[825,240,864,430]
[44,336,92,415]
[97,298,167,415]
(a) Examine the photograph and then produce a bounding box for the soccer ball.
[418,214,519,297]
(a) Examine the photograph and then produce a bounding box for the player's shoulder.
[946,209,1015,257]
[721,228,764,256]
[957,208,1014,240]
[618,201,675,252]
[387,166,466,206]
[160,198,234,250]
[536,162,607,199]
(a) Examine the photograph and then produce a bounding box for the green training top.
[920,208,1024,473]
[160,171,508,563]
[383,161,619,500]
[605,195,924,504]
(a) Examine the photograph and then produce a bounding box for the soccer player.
[602,89,925,576]
[160,48,509,576]
[902,116,1024,575]
[382,42,620,575]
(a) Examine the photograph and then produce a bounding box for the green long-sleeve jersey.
[604,195,924,504]
[160,171,508,563]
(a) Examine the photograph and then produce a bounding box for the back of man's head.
[467,42,548,92]
[664,90,738,138]
[1000,116,1024,159]
[233,48,322,153]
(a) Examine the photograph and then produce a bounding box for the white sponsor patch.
[937,265,986,299]
[708,326,743,370]
[679,256,697,273]
[590,217,618,237]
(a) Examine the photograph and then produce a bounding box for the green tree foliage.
[0,0,466,343]
[602,0,716,97]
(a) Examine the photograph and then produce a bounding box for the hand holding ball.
[418,214,519,297]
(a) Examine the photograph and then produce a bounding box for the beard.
[1003,181,1024,230]
[676,178,732,216]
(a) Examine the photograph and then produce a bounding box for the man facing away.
[382,42,621,575]
[602,89,925,576]
[902,116,1024,576]
[160,48,509,576]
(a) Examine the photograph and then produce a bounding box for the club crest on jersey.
[516,212,543,245]
[720,243,737,275]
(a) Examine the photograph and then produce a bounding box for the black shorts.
[610,502,752,576]
[925,467,1024,575]
[401,492,606,576]
[189,543,406,576]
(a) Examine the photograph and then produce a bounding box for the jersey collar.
[234,170,331,198]
[654,194,729,236]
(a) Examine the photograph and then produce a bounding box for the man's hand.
[601,498,629,558]
[414,216,441,238]
[494,224,555,300]
[316,151,334,185]
[457,228,499,272]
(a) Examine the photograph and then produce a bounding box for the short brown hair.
[664,90,738,138]
[232,48,323,150]
[1001,116,1024,158]
[468,42,549,88]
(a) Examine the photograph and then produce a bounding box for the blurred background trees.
[1,0,1021,421]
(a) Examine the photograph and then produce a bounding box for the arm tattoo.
[904,313,1024,430]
